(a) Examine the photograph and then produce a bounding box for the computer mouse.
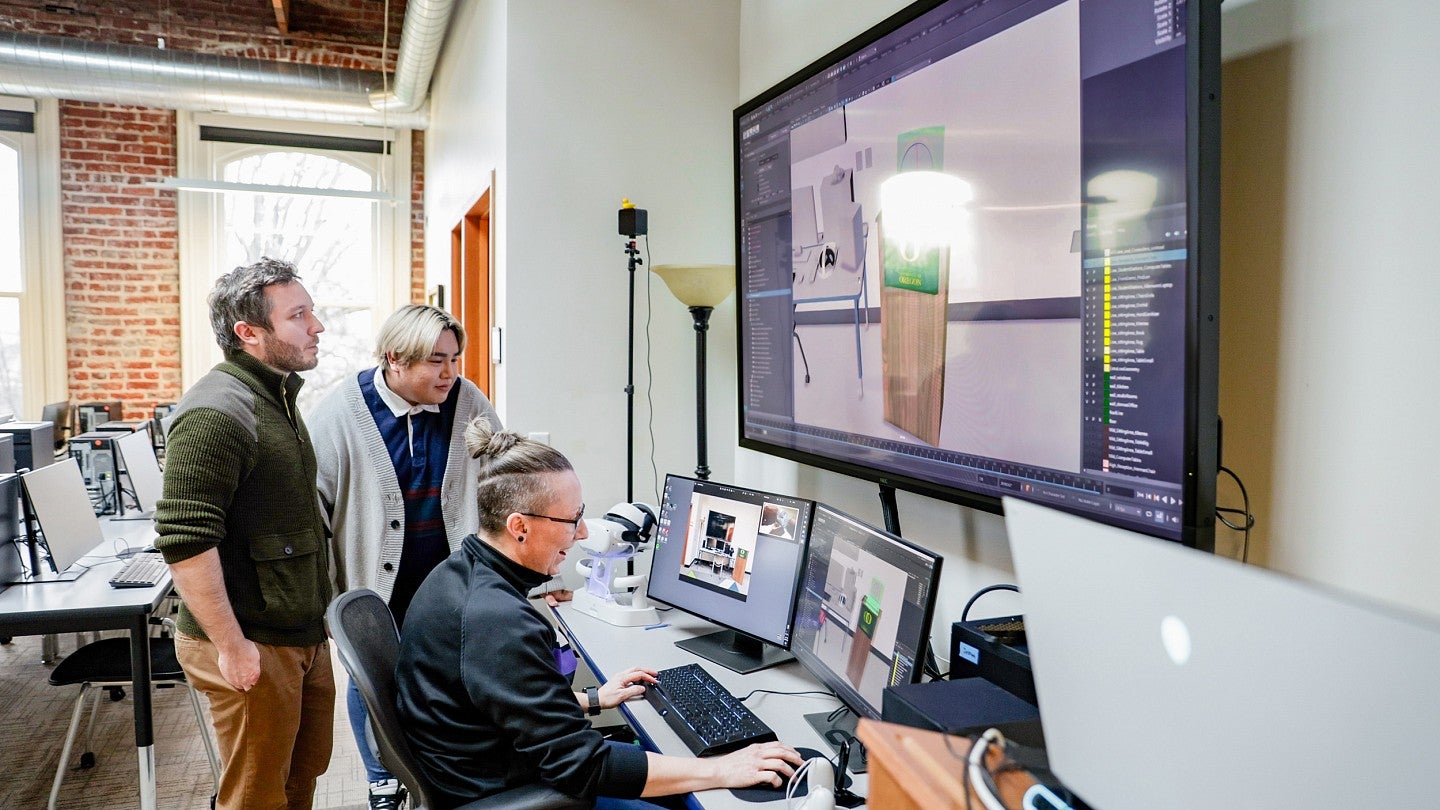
[728,747,850,803]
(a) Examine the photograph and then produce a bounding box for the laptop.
[1002,497,1440,810]
[13,460,106,582]
[113,430,162,520]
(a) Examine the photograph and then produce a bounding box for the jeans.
[347,677,394,784]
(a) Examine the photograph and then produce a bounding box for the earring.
[517,534,526,543]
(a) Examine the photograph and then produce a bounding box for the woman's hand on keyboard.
[598,666,658,709]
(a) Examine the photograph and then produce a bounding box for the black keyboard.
[644,663,777,756]
[109,553,167,589]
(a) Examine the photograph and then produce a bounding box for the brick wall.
[60,103,180,412]
[7,0,424,420]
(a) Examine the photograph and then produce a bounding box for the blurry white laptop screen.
[20,460,103,575]
[115,430,163,512]
[1003,497,1440,810]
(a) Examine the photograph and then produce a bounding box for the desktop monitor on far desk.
[13,460,106,582]
[647,475,814,673]
[113,430,163,520]
[789,503,943,766]
[0,473,20,585]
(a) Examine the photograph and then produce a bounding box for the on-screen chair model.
[791,166,870,385]
[327,589,592,810]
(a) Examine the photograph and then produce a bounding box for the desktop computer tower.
[75,401,123,434]
[69,432,120,514]
[0,433,13,474]
[0,473,19,588]
[0,421,55,472]
[96,420,154,441]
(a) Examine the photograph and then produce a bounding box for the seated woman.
[395,422,803,808]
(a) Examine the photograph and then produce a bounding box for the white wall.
[1219,0,1440,616]
[427,0,508,402]
[430,0,742,525]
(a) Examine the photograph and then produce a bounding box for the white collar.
[373,365,440,418]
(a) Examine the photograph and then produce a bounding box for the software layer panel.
[880,216,949,447]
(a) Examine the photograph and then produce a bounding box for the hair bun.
[464,418,521,459]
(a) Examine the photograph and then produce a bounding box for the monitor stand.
[803,710,869,774]
[675,629,793,674]
[6,567,84,585]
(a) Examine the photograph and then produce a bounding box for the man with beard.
[156,257,335,809]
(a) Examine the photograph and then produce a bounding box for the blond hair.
[374,304,466,366]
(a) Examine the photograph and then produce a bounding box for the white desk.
[0,518,170,810]
[551,604,870,808]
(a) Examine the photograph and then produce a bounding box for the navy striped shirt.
[358,367,459,625]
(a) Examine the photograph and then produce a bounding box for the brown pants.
[177,632,335,810]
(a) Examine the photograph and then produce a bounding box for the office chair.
[792,166,870,384]
[47,618,219,810]
[326,589,592,810]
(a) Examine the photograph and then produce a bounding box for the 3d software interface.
[648,476,812,647]
[738,0,1193,534]
[790,506,939,714]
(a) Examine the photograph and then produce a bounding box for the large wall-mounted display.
[735,0,1220,547]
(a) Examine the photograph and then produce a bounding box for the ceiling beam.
[271,0,290,34]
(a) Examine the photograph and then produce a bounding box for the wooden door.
[450,189,492,395]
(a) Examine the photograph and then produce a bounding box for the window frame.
[175,111,412,390]
[0,95,66,420]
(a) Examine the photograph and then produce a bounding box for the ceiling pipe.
[0,0,457,131]
[370,0,457,115]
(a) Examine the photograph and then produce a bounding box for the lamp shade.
[652,264,735,308]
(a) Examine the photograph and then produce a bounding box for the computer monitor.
[75,400,122,434]
[789,503,942,760]
[0,473,21,586]
[646,474,814,673]
[40,401,71,450]
[114,430,163,517]
[14,459,105,582]
[734,0,1222,549]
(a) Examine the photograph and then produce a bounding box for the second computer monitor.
[647,475,814,673]
[789,503,942,751]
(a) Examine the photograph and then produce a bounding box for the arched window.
[178,113,411,411]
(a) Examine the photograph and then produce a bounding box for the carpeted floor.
[0,630,371,809]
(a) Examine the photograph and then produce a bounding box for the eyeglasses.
[519,504,586,528]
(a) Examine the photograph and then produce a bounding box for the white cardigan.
[310,372,500,602]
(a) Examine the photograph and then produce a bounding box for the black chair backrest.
[328,589,448,810]
[327,589,593,810]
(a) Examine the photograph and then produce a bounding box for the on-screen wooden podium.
[857,718,1036,809]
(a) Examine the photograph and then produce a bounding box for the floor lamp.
[653,264,735,480]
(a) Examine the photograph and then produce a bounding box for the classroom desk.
[0,519,170,810]
[551,603,871,809]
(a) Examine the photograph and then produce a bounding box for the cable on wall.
[1216,465,1255,563]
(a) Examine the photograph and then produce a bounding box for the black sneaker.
[368,778,408,810]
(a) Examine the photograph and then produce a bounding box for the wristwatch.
[585,686,602,716]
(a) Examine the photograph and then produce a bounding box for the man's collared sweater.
[155,350,331,647]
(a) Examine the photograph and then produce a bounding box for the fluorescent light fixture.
[147,176,398,202]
